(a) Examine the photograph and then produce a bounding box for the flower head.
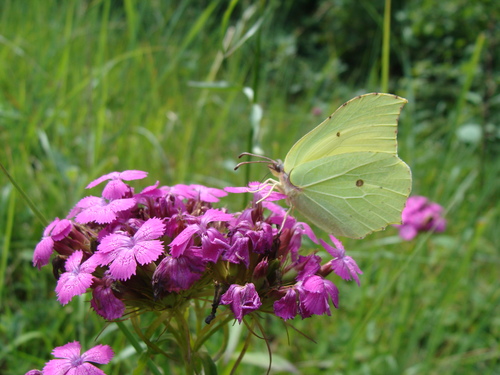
[34,170,362,324]
[220,283,262,323]
[74,196,136,224]
[395,196,446,240]
[320,235,362,286]
[90,273,125,320]
[298,275,339,318]
[43,341,113,375]
[56,251,98,305]
[33,218,72,269]
[86,170,148,199]
[96,218,166,280]
[273,288,298,321]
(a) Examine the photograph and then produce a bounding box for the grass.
[1,0,499,374]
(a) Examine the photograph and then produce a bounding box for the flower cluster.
[25,341,113,375]
[395,195,446,240]
[33,170,362,322]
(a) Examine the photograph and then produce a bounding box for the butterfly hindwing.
[288,152,411,238]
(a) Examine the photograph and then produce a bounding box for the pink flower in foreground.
[395,196,446,240]
[43,341,113,375]
[96,218,166,280]
[86,170,148,199]
[56,251,98,305]
[74,196,136,224]
[33,218,72,269]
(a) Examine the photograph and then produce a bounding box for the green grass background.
[1,0,499,374]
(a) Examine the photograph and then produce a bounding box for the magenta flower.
[43,341,113,375]
[33,169,364,326]
[169,209,232,259]
[273,288,298,321]
[170,184,227,202]
[33,218,72,269]
[298,275,339,318]
[74,196,136,224]
[220,283,262,323]
[395,196,446,240]
[321,235,362,286]
[152,247,207,295]
[223,231,251,267]
[24,370,43,375]
[224,207,274,261]
[96,218,166,280]
[56,251,98,305]
[91,273,125,320]
[294,254,322,281]
[86,170,148,199]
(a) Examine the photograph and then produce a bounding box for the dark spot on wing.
[356,179,364,187]
[336,132,340,137]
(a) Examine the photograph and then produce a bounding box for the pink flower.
[298,275,339,318]
[56,251,98,305]
[86,170,148,199]
[152,247,207,296]
[169,209,232,260]
[91,273,125,320]
[170,184,227,202]
[395,196,446,240]
[33,218,72,269]
[220,283,262,323]
[43,341,113,375]
[273,289,298,321]
[96,218,166,280]
[74,196,136,224]
[321,235,362,286]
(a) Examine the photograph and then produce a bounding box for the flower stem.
[116,320,163,375]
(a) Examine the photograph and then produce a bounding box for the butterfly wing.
[287,152,412,238]
[284,93,408,172]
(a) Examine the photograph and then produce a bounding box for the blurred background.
[0,0,499,374]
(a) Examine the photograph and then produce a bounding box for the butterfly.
[236,93,412,239]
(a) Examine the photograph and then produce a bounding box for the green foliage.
[1,0,499,374]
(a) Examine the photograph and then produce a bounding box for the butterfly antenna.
[234,152,277,170]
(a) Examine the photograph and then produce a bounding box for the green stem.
[116,321,163,375]
[172,309,195,375]
[229,321,254,375]
[381,0,391,92]
[0,162,47,226]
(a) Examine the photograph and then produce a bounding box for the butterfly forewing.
[284,93,408,172]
